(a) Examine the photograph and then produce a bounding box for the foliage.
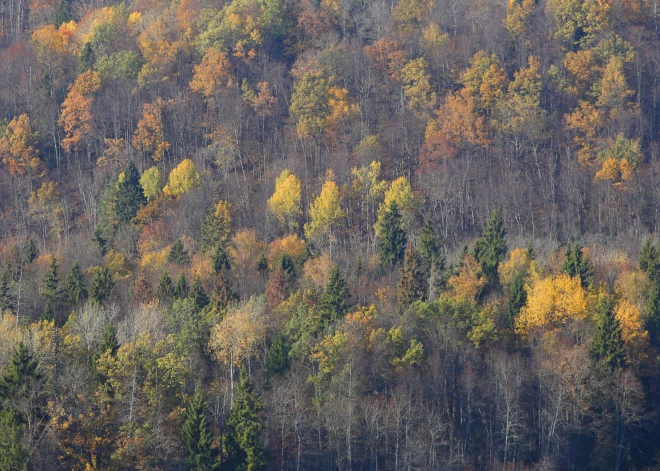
[164,159,200,196]
[268,169,302,233]
[377,201,407,268]
[115,162,146,224]
[183,385,218,470]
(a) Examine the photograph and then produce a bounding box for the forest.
[2,0,660,469]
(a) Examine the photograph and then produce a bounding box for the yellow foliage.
[304,171,345,244]
[140,166,163,201]
[268,234,307,267]
[0,314,21,374]
[230,228,266,271]
[163,159,200,196]
[516,273,587,337]
[498,247,539,289]
[615,299,650,366]
[375,176,418,237]
[268,169,302,232]
[106,250,132,279]
[506,0,535,37]
[302,252,335,290]
[448,255,487,301]
[614,270,649,311]
[0,114,42,176]
[139,247,170,272]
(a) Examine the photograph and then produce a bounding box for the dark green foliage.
[92,323,118,382]
[115,162,146,224]
[526,242,535,261]
[53,0,72,28]
[23,238,36,264]
[418,218,441,275]
[157,272,174,302]
[276,254,295,277]
[472,209,507,286]
[190,277,210,311]
[212,245,231,275]
[201,208,229,252]
[378,201,407,268]
[590,296,625,371]
[174,273,189,299]
[265,333,289,376]
[321,266,348,322]
[42,255,59,321]
[397,243,427,313]
[224,370,267,471]
[506,272,527,329]
[90,266,114,305]
[0,271,11,312]
[257,254,268,276]
[64,261,87,306]
[0,408,27,471]
[646,280,660,346]
[353,255,365,281]
[93,227,108,257]
[212,269,238,310]
[169,238,190,265]
[0,342,42,401]
[639,238,659,279]
[562,241,594,288]
[183,385,218,471]
[80,42,95,71]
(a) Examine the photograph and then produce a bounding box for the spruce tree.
[212,269,238,310]
[156,272,174,302]
[64,261,87,307]
[212,245,231,275]
[182,385,218,471]
[174,273,189,299]
[265,333,289,376]
[639,238,659,279]
[42,255,59,322]
[473,209,507,287]
[0,408,27,471]
[0,342,42,401]
[169,238,190,265]
[378,201,407,268]
[506,272,527,329]
[646,280,660,346]
[115,162,146,224]
[321,266,348,322]
[225,370,267,471]
[24,237,37,264]
[0,270,12,313]
[562,241,594,288]
[397,243,427,314]
[190,277,210,311]
[590,296,626,371]
[418,218,441,277]
[90,266,114,305]
[53,0,72,28]
[92,323,119,383]
[92,227,108,257]
[80,42,95,71]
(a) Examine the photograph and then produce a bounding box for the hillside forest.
[4,0,660,469]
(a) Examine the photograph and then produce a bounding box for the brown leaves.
[0,114,42,176]
[59,70,101,153]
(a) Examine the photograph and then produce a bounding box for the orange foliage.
[268,234,307,267]
[133,97,170,162]
[189,49,234,101]
[0,114,42,176]
[60,70,101,152]
[363,37,408,82]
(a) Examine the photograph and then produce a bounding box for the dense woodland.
[4,0,660,469]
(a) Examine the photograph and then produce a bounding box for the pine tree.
[506,272,527,329]
[182,385,218,471]
[377,201,407,268]
[169,238,190,265]
[639,238,659,279]
[397,243,427,314]
[473,209,507,286]
[590,296,626,371]
[92,227,107,257]
[24,238,37,264]
[156,272,174,302]
[115,162,146,224]
[174,273,189,299]
[0,408,27,471]
[224,370,267,471]
[64,261,87,307]
[321,266,349,322]
[190,277,210,311]
[562,241,594,288]
[42,255,59,322]
[90,266,114,305]
[53,0,72,28]
[212,245,231,275]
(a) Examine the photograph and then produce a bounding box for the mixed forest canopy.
[3,0,660,469]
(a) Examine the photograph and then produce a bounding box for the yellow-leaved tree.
[268,169,302,233]
[0,114,42,177]
[304,171,345,248]
[374,176,419,237]
[139,166,163,201]
[163,159,200,196]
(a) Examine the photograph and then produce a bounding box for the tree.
[60,70,101,153]
[92,323,119,383]
[0,114,42,177]
[268,170,302,233]
[397,243,427,313]
[304,171,345,246]
[90,266,114,305]
[473,209,507,288]
[591,296,626,371]
[201,201,232,251]
[64,261,87,307]
[42,255,59,322]
[0,342,42,401]
[562,241,594,288]
[174,273,189,299]
[23,238,36,264]
[156,271,174,302]
[133,98,170,162]
[224,369,267,471]
[139,166,163,201]
[169,238,190,265]
[182,385,218,471]
[639,238,658,277]
[93,227,108,257]
[212,245,231,275]
[321,266,348,322]
[0,408,27,471]
[53,0,72,28]
[163,159,200,196]
[115,162,146,224]
[190,277,210,312]
[506,272,527,329]
[377,201,407,268]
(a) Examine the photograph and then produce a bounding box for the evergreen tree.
[265,333,289,376]
[92,323,118,383]
[639,238,659,279]
[377,201,407,268]
[42,255,59,322]
[265,265,289,309]
[201,204,231,252]
[90,266,114,305]
[79,42,95,71]
[397,243,427,313]
[92,227,107,257]
[590,296,626,371]
[646,280,660,346]
[418,218,441,277]
[212,269,238,310]
[0,271,12,313]
[182,385,218,471]
[156,272,174,302]
[562,241,594,288]
[190,277,210,311]
[0,342,42,401]
[212,245,231,275]
[473,209,507,286]
[24,238,37,264]
[53,0,72,28]
[174,273,189,299]
[115,162,146,224]
[257,254,268,277]
[224,370,267,471]
[0,408,27,471]
[321,266,348,322]
[64,261,87,307]
[169,238,190,265]
[506,272,527,329]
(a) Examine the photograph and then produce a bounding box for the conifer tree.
[639,238,659,278]
[562,241,594,288]
[418,218,441,276]
[265,333,289,376]
[190,277,210,311]
[90,266,114,305]
[79,42,95,71]
[201,202,232,251]
[0,408,27,471]
[506,271,527,329]
[53,0,72,28]
[64,261,87,307]
[183,385,218,471]
[212,245,231,275]
[169,238,190,265]
[212,269,238,311]
[646,280,660,346]
[0,271,12,313]
[42,255,59,322]
[397,243,427,313]
[473,209,507,286]
[92,227,107,257]
[24,237,37,264]
[115,162,146,224]
[377,201,407,268]
[590,296,626,371]
[156,272,174,302]
[0,342,42,401]
[224,370,267,471]
[92,323,118,383]
[266,265,289,309]
[321,266,348,322]
[174,273,189,299]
